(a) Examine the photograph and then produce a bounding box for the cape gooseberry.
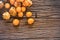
[10,0,15,5]
[28,18,34,25]
[26,12,32,17]
[18,12,23,17]
[0,1,4,9]
[5,3,10,9]
[2,12,10,20]
[13,19,20,26]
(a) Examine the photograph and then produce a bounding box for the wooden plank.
[0,19,60,39]
[32,0,60,5]
[0,0,60,40]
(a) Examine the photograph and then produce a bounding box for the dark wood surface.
[0,0,60,40]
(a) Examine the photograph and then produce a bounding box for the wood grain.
[0,0,60,40]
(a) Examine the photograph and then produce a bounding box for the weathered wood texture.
[0,0,60,40]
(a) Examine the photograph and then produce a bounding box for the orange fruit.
[9,7,17,16]
[5,3,10,9]
[23,1,29,6]
[0,1,4,9]
[27,0,32,6]
[23,0,32,7]
[16,0,24,2]
[28,18,34,24]
[14,2,21,7]
[2,12,10,20]
[18,12,23,17]
[26,12,32,17]
[16,7,21,13]
[21,7,26,12]
[16,0,20,2]
[13,19,20,26]
[10,0,15,5]
[20,0,24,2]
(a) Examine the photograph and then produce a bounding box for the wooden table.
[0,0,60,40]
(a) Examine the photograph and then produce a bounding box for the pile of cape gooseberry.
[0,0,35,26]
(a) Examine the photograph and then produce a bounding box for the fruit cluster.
[0,0,35,26]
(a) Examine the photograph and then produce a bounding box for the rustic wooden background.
[0,0,60,40]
